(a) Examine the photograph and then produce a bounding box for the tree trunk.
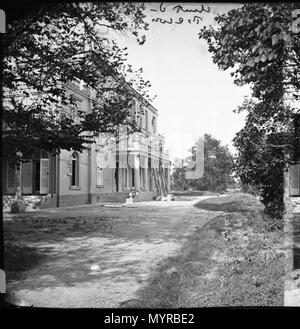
[15,167,22,200]
[11,166,26,213]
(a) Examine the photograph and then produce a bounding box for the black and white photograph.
[0,1,300,315]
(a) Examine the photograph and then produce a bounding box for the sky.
[115,2,252,160]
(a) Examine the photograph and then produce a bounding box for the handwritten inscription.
[152,15,202,25]
[150,3,210,25]
[173,4,210,14]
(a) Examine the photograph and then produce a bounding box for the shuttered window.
[22,161,33,194]
[40,159,49,194]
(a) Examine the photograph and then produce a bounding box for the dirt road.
[5,196,220,308]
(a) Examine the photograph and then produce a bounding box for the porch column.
[118,167,123,192]
[134,154,140,190]
[87,146,92,203]
[144,156,149,191]
[127,165,130,188]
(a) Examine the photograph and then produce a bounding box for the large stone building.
[2,79,170,208]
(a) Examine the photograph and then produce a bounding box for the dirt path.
[5,197,220,308]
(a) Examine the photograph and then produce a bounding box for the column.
[117,165,122,192]
[127,164,130,189]
[134,154,140,190]
[87,146,92,203]
[144,168,149,191]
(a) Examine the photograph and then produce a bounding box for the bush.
[10,200,26,213]
[241,184,260,196]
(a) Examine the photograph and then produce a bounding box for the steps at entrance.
[100,192,130,204]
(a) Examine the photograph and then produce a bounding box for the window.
[139,107,144,128]
[32,151,49,194]
[70,96,82,124]
[152,116,157,133]
[145,110,148,131]
[140,114,143,128]
[96,151,104,186]
[71,152,79,187]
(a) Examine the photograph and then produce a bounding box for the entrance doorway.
[21,151,50,195]
[33,160,41,193]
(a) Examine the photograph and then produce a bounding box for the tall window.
[139,109,143,128]
[145,110,148,131]
[70,96,82,124]
[152,116,157,133]
[32,151,49,194]
[71,152,79,187]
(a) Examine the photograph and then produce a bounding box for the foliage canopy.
[2,2,153,167]
[199,3,300,216]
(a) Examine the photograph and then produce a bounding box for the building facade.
[2,79,170,208]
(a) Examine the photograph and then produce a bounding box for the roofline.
[67,50,159,114]
[112,75,158,115]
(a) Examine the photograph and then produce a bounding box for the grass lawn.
[133,193,285,307]
[173,190,219,197]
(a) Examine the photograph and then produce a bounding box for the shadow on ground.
[4,242,50,281]
[4,204,212,293]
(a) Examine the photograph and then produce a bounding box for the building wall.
[58,148,90,204]
[2,81,170,208]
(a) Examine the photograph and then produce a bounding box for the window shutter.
[290,164,300,196]
[40,159,49,194]
[21,161,33,194]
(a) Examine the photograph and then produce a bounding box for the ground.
[4,196,218,308]
[134,193,285,307]
[3,193,287,307]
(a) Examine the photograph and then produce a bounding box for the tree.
[233,98,294,216]
[171,134,234,192]
[199,3,300,216]
[2,2,153,168]
[199,3,299,102]
[171,158,188,191]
